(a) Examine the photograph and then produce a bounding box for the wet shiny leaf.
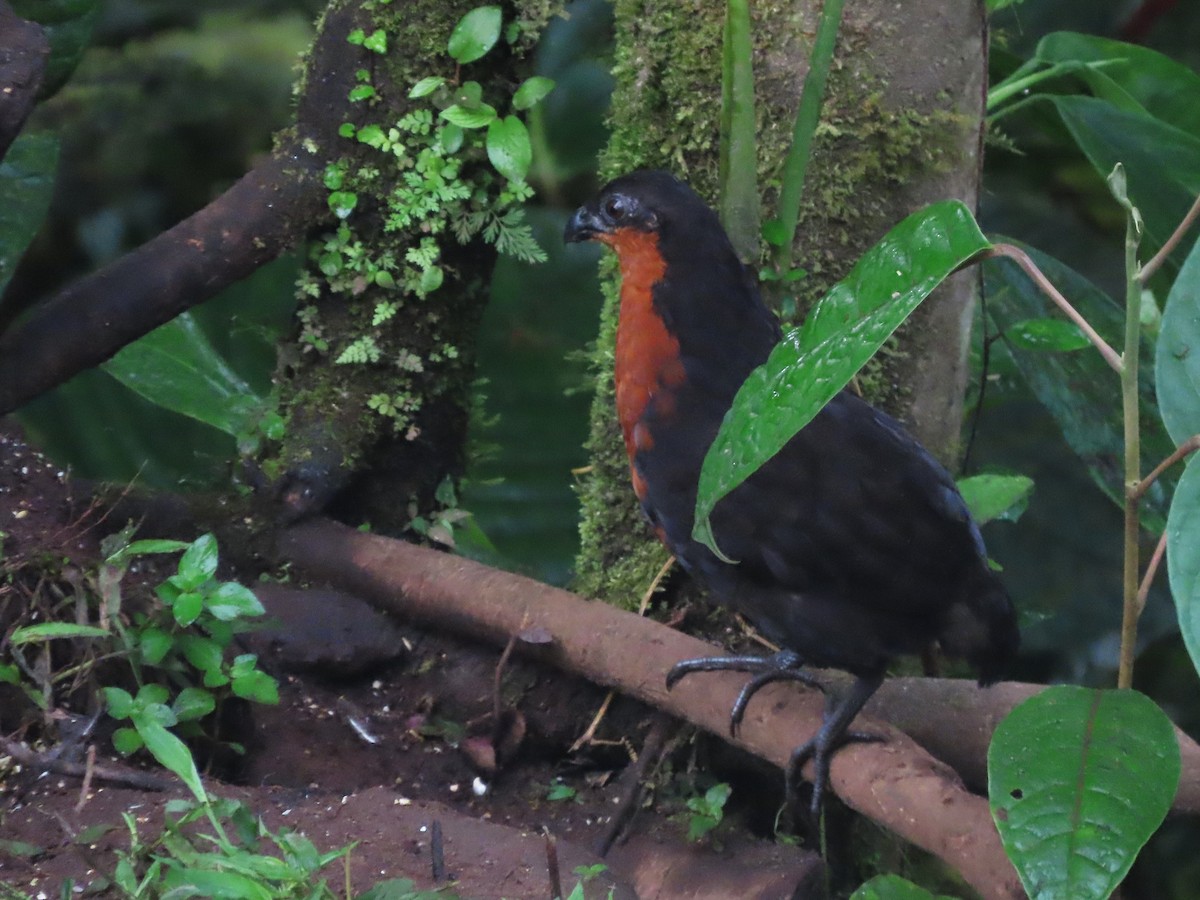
[989,686,1179,900]
[694,201,991,555]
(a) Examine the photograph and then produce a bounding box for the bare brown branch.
[0,143,325,414]
[276,518,1030,898]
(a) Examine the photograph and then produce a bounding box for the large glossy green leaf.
[102,311,263,438]
[1166,456,1200,679]
[1036,33,1200,138]
[989,686,1179,900]
[1155,233,1200,446]
[693,201,991,555]
[1050,96,1200,264]
[0,131,60,302]
[983,243,1176,530]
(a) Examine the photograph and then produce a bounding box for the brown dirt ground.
[0,419,823,899]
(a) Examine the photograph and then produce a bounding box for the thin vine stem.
[1140,192,1200,284]
[982,243,1124,372]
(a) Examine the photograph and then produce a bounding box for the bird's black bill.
[564,206,604,243]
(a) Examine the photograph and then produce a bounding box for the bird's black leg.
[666,650,822,737]
[786,671,885,823]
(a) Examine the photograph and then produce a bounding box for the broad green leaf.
[205,581,264,621]
[138,627,173,665]
[111,727,143,755]
[694,201,991,555]
[179,633,224,674]
[103,686,135,719]
[102,312,263,437]
[1036,33,1200,138]
[160,867,271,900]
[133,714,208,802]
[10,622,108,643]
[136,683,170,708]
[172,687,216,722]
[1005,317,1092,352]
[512,75,555,111]
[409,76,445,98]
[178,533,219,586]
[486,115,532,182]
[1166,456,1200,679]
[1050,96,1200,267]
[989,686,1179,900]
[1155,233,1200,446]
[173,592,204,627]
[956,474,1034,525]
[440,103,498,129]
[115,538,191,559]
[850,874,949,900]
[984,243,1176,530]
[0,132,60,303]
[231,668,280,705]
[0,663,19,685]
[447,6,502,64]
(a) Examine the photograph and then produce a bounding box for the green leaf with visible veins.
[989,687,1178,900]
[693,201,991,557]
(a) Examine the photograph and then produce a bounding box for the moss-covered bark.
[575,0,987,604]
[263,0,556,532]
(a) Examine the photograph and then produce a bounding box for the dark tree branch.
[276,518,1030,899]
[0,0,368,416]
[0,143,325,414]
[0,1,47,162]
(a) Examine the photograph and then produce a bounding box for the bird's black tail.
[939,568,1020,686]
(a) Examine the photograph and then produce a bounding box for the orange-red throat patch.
[605,228,686,466]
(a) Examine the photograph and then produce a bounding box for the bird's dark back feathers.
[591,170,1019,682]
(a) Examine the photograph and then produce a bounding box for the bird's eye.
[603,196,628,221]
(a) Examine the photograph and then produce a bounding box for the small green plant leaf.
[173,591,204,627]
[956,474,1035,525]
[231,668,280,705]
[0,663,19,685]
[328,190,358,219]
[512,75,555,110]
[134,714,209,803]
[139,627,173,665]
[179,633,224,674]
[348,84,376,102]
[988,686,1179,900]
[547,783,578,802]
[850,874,949,900]
[9,622,109,644]
[178,534,219,587]
[447,6,502,64]
[361,29,387,54]
[440,102,498,129]
[409,76,446,98]
[1005,317,1092,352]
[172,687,216,722]
[486,115,532,182]
[112,727,143,755]
[694,201,991,554]
[439,123,464,153]
[103,686,136,719]
[205,582,265,621]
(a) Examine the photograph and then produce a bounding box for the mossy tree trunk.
[264,0,555,533]
[576,0,988,604]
